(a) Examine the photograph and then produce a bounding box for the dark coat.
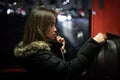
[14,38,102,80]
[86,33,120,80]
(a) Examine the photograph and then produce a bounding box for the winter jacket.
[14,38,102,80]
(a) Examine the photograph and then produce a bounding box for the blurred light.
[80,12,85,17]
[62,0,70,5]
[20,9,26,16]
[66,0,70,3]
[77,31,83,39]
[13,2,17,5]
[57,14,67,21]
[92,11,96,15]
[63,1,67,5]
[66,15,72,20]
[57,14,72,21]
[7,8,14,14]
[79,10,85,17]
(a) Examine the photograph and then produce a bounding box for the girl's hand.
[93,33,107,44]
[56,36,66,53]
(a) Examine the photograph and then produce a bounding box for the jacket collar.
[48,39,63,50]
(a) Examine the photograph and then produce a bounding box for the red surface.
[0,68,27,73]
[91,0,120,37]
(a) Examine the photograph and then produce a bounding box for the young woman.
[14,6,107,80]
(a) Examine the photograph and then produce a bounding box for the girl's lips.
[53,33,57,36]
[52,34,57,39]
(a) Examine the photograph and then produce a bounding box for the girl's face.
[46,19,57,40]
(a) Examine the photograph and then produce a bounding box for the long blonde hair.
[22,6,57,46]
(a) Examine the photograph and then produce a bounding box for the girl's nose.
[54,26,57,31]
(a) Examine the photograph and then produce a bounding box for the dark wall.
[0,9,27,67]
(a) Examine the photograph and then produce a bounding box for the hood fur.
[14,41,50,57]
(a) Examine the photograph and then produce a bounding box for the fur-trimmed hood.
[14,41,51,57]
